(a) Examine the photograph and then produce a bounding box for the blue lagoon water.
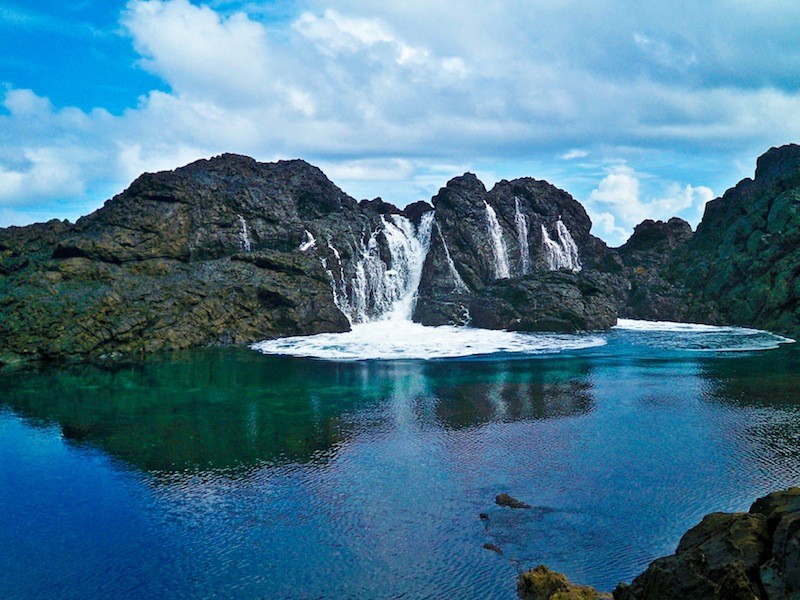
[1,322,799,598]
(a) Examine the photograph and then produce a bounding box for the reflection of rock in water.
[698,349,800,482]
[0,349,391,474]
[431,361,595,428]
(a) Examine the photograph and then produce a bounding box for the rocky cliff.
[2,143,800,365]
[678,144,800,335]
[0,154,423,364]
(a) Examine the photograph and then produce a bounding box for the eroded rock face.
[413,173,622,326]
[676,144,800,336]
[4,143,800,364]
[470,271,619,332]
[0,155,405,364]
[617,218,694,322]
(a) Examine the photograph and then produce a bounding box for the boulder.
[518,565,612,600]
[470,272,618,332]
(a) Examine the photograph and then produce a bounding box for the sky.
[1,0,799,245]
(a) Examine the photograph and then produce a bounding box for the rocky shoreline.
[2,143,800,365]
[517,487,800,600]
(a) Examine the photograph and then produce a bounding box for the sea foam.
[252,320,606,361]
[615,319,794,352]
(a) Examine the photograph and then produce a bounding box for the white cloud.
[122,0,274,104]
[586,165,714,245]
[0,148,85,202]
[318,158,415,182]
[2,0,800,236]
[560,149,589,160]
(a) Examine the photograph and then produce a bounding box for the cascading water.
[484,201,511,279]
[434,221,469,293]
[514,197,530,276]
[298,230,316,252]
[322,213,434,324]
[541,219,581,271]
[237,214,251,252]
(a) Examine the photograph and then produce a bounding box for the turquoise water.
[1,326,800,598]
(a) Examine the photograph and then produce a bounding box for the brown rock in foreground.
[517,565,612,600]
[518,488,800,600]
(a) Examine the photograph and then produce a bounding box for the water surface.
[2,325,800,598]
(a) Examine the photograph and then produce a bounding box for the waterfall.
[484,201,511,279]
[298,230,316,252]
[541,219,581,271]
[323,213,434,324]
[237,214,251,252]
[434,221,469,293]
[514,197,530,275]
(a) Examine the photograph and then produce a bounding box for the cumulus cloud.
[2,0,800,235]
[586,165,714,245]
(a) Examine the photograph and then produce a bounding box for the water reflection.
[0,349,597,475]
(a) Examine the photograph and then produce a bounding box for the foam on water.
[252,321,607,361]
[615,319,795,352]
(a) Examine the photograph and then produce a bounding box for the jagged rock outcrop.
[676,144,800,336]
[519,488,800,600]
[0,154,418,364]
[617,217,693,321]
[3,142,800,365]
[414,173,623,325]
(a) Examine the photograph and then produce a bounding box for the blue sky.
[2,0,800,245]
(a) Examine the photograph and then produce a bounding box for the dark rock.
[470,271,618,332]
[674,143,800,337]
[610,487,800,599]
[0,154,408,363]
[496,493,532,509]
[483,543,504,555]
[359,197,402,216]
[750,487,800,599]
[521,488,800,600]
[518,565,612,600]
[414,172,621,326]
[402,200,434,226]
[479,512,489,520]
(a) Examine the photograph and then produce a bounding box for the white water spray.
[237,214,251,252]
[484,201,511,279]
[514,197,530,276]
[434,221,469,293]
[298,230,316,252]
[323,213,434,324]
[541,219,581,271]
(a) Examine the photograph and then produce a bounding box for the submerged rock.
[496,493,533,509]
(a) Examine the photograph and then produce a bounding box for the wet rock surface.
[471,271,619,332]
